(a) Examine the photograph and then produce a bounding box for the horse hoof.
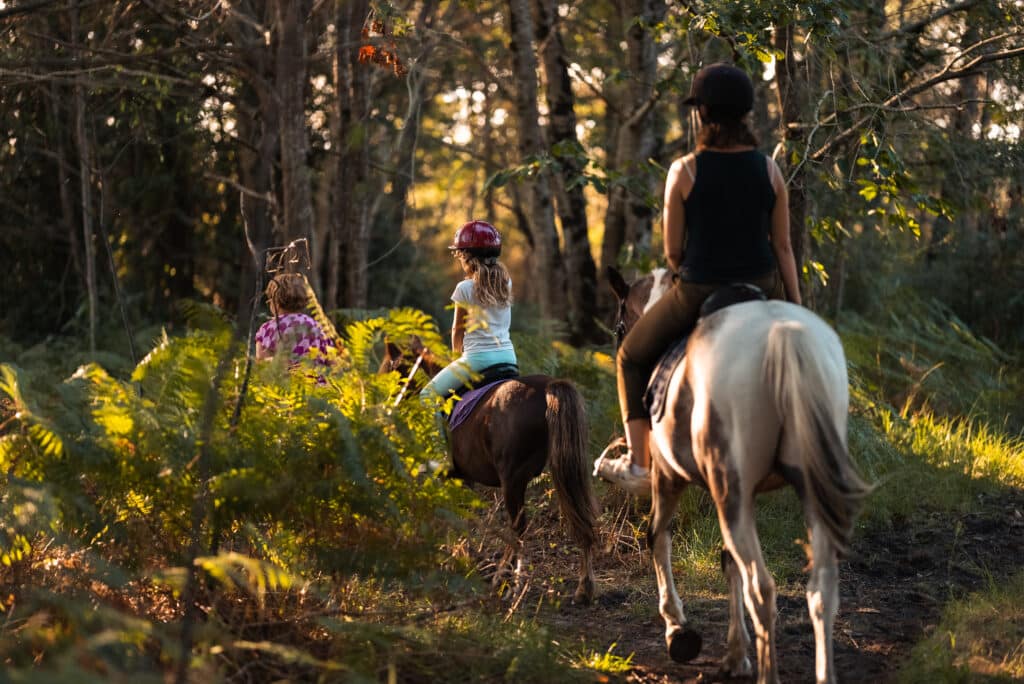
[667,628,702,663]
[572,589,593,606]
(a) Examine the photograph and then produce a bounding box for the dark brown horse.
[380,338,598,604]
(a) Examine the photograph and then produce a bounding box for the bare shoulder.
[668,153,698,192]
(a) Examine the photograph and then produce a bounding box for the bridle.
[613,298,629,351]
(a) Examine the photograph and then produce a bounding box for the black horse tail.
[545,380,599,550]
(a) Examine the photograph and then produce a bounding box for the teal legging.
[420,348,518,400]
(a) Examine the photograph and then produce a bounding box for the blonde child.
[421,220,517,400]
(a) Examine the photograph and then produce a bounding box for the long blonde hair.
[459,251,511,308]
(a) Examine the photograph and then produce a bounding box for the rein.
[392,351,425,407]
[613,299,628,350]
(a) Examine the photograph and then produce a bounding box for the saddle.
[446,362,520,430]
[644,283,767,421]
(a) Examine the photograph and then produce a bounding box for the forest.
[1,0,1023,682]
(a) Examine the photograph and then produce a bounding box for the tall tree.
[600,0,666,277]
[331,0,372,308]
[71,0,97,351]
[275,0,315,246]
[507,0,565,323]
[533,0,601,343]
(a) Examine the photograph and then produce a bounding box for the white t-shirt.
[451,278,514,353]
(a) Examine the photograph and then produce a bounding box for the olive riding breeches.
[616,271,784,422]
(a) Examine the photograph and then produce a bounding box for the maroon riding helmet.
[449,220,502,257]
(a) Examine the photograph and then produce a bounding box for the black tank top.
[678,149,776,283]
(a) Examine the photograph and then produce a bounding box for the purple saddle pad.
[448,379,513,431]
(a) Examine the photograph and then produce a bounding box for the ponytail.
[462,253,511,307]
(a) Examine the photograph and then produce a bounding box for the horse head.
[378,336,444,400]
[607,266,673,348]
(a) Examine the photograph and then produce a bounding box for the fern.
[344,307,447,370]
[195,551,294,604]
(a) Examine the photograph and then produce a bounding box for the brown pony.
[380,338,598,604]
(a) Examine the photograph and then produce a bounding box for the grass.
[896,570,1024,683]
[570,642,635,675]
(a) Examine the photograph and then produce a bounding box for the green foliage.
[572,642,635,674]
[344,306,447,370]
[853,133,954,237]
[0,307,478,679]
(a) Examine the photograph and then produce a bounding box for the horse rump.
[762,318,872,556]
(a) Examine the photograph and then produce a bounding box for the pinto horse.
[379,338,598,604]
[607,267,870,684]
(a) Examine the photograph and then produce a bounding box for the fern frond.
[1,364,66,458]
[195,551,294,605]
[176,298,231,332]
[342,307,447,371]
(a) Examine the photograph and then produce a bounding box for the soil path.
[488,487,1024,683]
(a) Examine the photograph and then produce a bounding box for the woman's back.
[680,149,776,283]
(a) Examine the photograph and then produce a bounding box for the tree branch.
[880,0,981,39]
[811,43,1024,161]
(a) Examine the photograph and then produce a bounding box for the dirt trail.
[490,488,1024,683]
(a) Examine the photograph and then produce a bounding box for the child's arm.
[451,305,467,354]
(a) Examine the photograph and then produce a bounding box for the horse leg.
[573,540,595,606]
[721,547,753,677]
[497,478,528,600]
[649,467,702,662]
[717,499,779,684]
[806,517,839,684]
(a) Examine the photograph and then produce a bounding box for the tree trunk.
[48,81,82,295]
[275,0,315,247]
[600,0,665,280]
[599,0,665,327]
[773,23,807,303]
[507,0,564,324]
[228,1,279,323]
[71,0,97,352]
[332,0,372,308]
[534,0,601,344]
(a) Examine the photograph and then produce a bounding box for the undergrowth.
[1,291,1020,681]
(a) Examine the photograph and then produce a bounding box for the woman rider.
[597,62,802,496]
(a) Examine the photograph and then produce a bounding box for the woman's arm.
[663,155,694,271]
[451,305,467,354]
[768,158,802,305]
[255,343,272,361]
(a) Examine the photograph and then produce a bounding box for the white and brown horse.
[608,267,871,684]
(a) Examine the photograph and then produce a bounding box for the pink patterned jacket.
[255,313,333,367]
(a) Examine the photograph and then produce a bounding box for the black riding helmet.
[683,63,754,123]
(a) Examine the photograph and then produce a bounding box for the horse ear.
[384,341,402,359]
[408,335,425,354]
[607,266,630,302]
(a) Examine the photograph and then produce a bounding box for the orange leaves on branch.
[357,15,407,77]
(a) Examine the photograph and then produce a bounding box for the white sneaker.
[594,452,651,497]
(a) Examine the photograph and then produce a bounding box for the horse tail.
[763,320,872,556]
[545,380,599,550]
